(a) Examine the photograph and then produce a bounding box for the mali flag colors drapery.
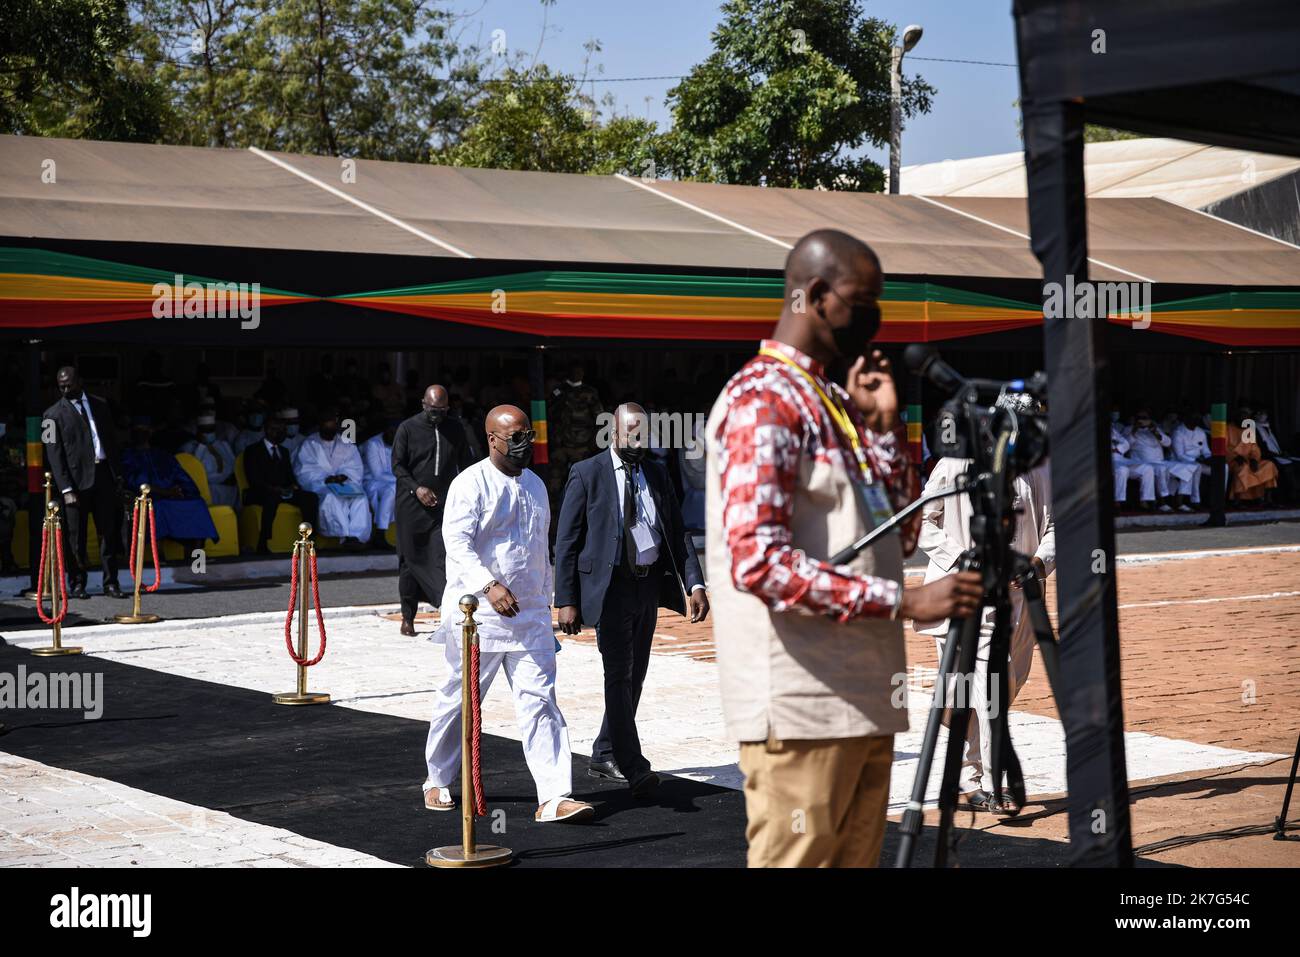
[3,247,1298,346]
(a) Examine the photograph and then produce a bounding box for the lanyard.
[759,346,873,484]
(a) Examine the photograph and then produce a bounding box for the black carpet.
[0,642,747,867]
[1,642,1120,868]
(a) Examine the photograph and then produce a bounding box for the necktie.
[75,398,90,424]
[623,464,638,570]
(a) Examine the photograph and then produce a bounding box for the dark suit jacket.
[554,450,705,627]
[42,393,120,492]
[242,440,296,493]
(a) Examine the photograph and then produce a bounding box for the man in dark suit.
[42,366,126,599]
[555,402,709,795]
[242,414,317,554]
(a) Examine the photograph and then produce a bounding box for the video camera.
[903,344,1050,479]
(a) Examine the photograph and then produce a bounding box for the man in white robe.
[916,447,1055,813]
[422,404,594,824]
[293,412,372,545]
[1130,408,1197,512]
[1172,412,1213,507]
[1112,418,1155,507]
[181,413,239,508]
[361,423,397,531]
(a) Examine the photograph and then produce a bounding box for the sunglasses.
[490,429,536,444]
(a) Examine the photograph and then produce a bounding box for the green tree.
[130,0,481,160]
[662,0,934,191]
[1084,125,1144,144]
[1,0,166,140]
[440,64,658,175]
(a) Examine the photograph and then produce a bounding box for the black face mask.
[320,427,338,441]
[616,445,646,465]
[822,290,881,361]
[498,434,533,469]
[425,407,447,425]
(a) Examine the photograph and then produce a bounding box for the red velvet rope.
[470,639,486,817]
[144,501,161,592]
[127,497,161,593]
[34,520,68,625]
[283,542,327,667]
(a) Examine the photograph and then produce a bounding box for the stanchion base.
[272,691,331,706]
[30,646,83,656]
[425,844,512,868]
[112,613,162,624]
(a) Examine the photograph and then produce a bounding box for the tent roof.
[2,133,1298,286]
[900,138,1300,209]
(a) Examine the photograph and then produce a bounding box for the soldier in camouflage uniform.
[547,363,604,514]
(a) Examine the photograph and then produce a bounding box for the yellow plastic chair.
[234,449,309,553]
[164,452,240,559]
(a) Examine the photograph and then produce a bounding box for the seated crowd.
[1108,400,1297,512]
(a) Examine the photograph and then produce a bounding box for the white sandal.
[423,786,454,811]
[534,796,594,823]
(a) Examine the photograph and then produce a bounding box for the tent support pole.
[1020,95,1133,867]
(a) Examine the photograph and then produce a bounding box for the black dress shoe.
[629,770,661,797]
[69,583,90,600]
[587,759,625,782]
[103,581,127,599]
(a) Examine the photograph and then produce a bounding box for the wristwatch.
[482,580,499,595]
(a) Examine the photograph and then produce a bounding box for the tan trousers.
[738,734,894,868]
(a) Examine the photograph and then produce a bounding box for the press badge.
[631,522,656,555]
[862,482,894,529]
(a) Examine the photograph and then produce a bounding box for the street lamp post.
[889,24,924,195]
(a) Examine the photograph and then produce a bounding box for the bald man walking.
[391,385,476,635]
[422,405,594,824]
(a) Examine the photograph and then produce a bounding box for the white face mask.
[1111,411,1120,422]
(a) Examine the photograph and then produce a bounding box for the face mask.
[285,424,299,437]
[497,434,533,469]
[425,407,448,425]
[1111,411,1120,422]
[822,291,881,361]
[566,379,582,388]
[320,427,338,441]
[1259,414,1269,425]
[617,445,646,465]
[248,413,265,428]
[200,431,216,444]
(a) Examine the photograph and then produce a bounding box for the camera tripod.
[891,453,1065,868]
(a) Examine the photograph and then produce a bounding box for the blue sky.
[456,0,1025,167]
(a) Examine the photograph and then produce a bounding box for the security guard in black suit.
[42,366,126,599]
[554,402,708,794]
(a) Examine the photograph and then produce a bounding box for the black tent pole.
[1019,94,1133,867]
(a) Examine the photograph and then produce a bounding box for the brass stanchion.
[114,484,161,624]
[273,523,330,706]
[426,594,512,868]
[20,473,54,600]
[32,501,81,657]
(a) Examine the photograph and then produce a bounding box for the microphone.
[903,344,966,394]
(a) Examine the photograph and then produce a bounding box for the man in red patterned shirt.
[705,229,982,867]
